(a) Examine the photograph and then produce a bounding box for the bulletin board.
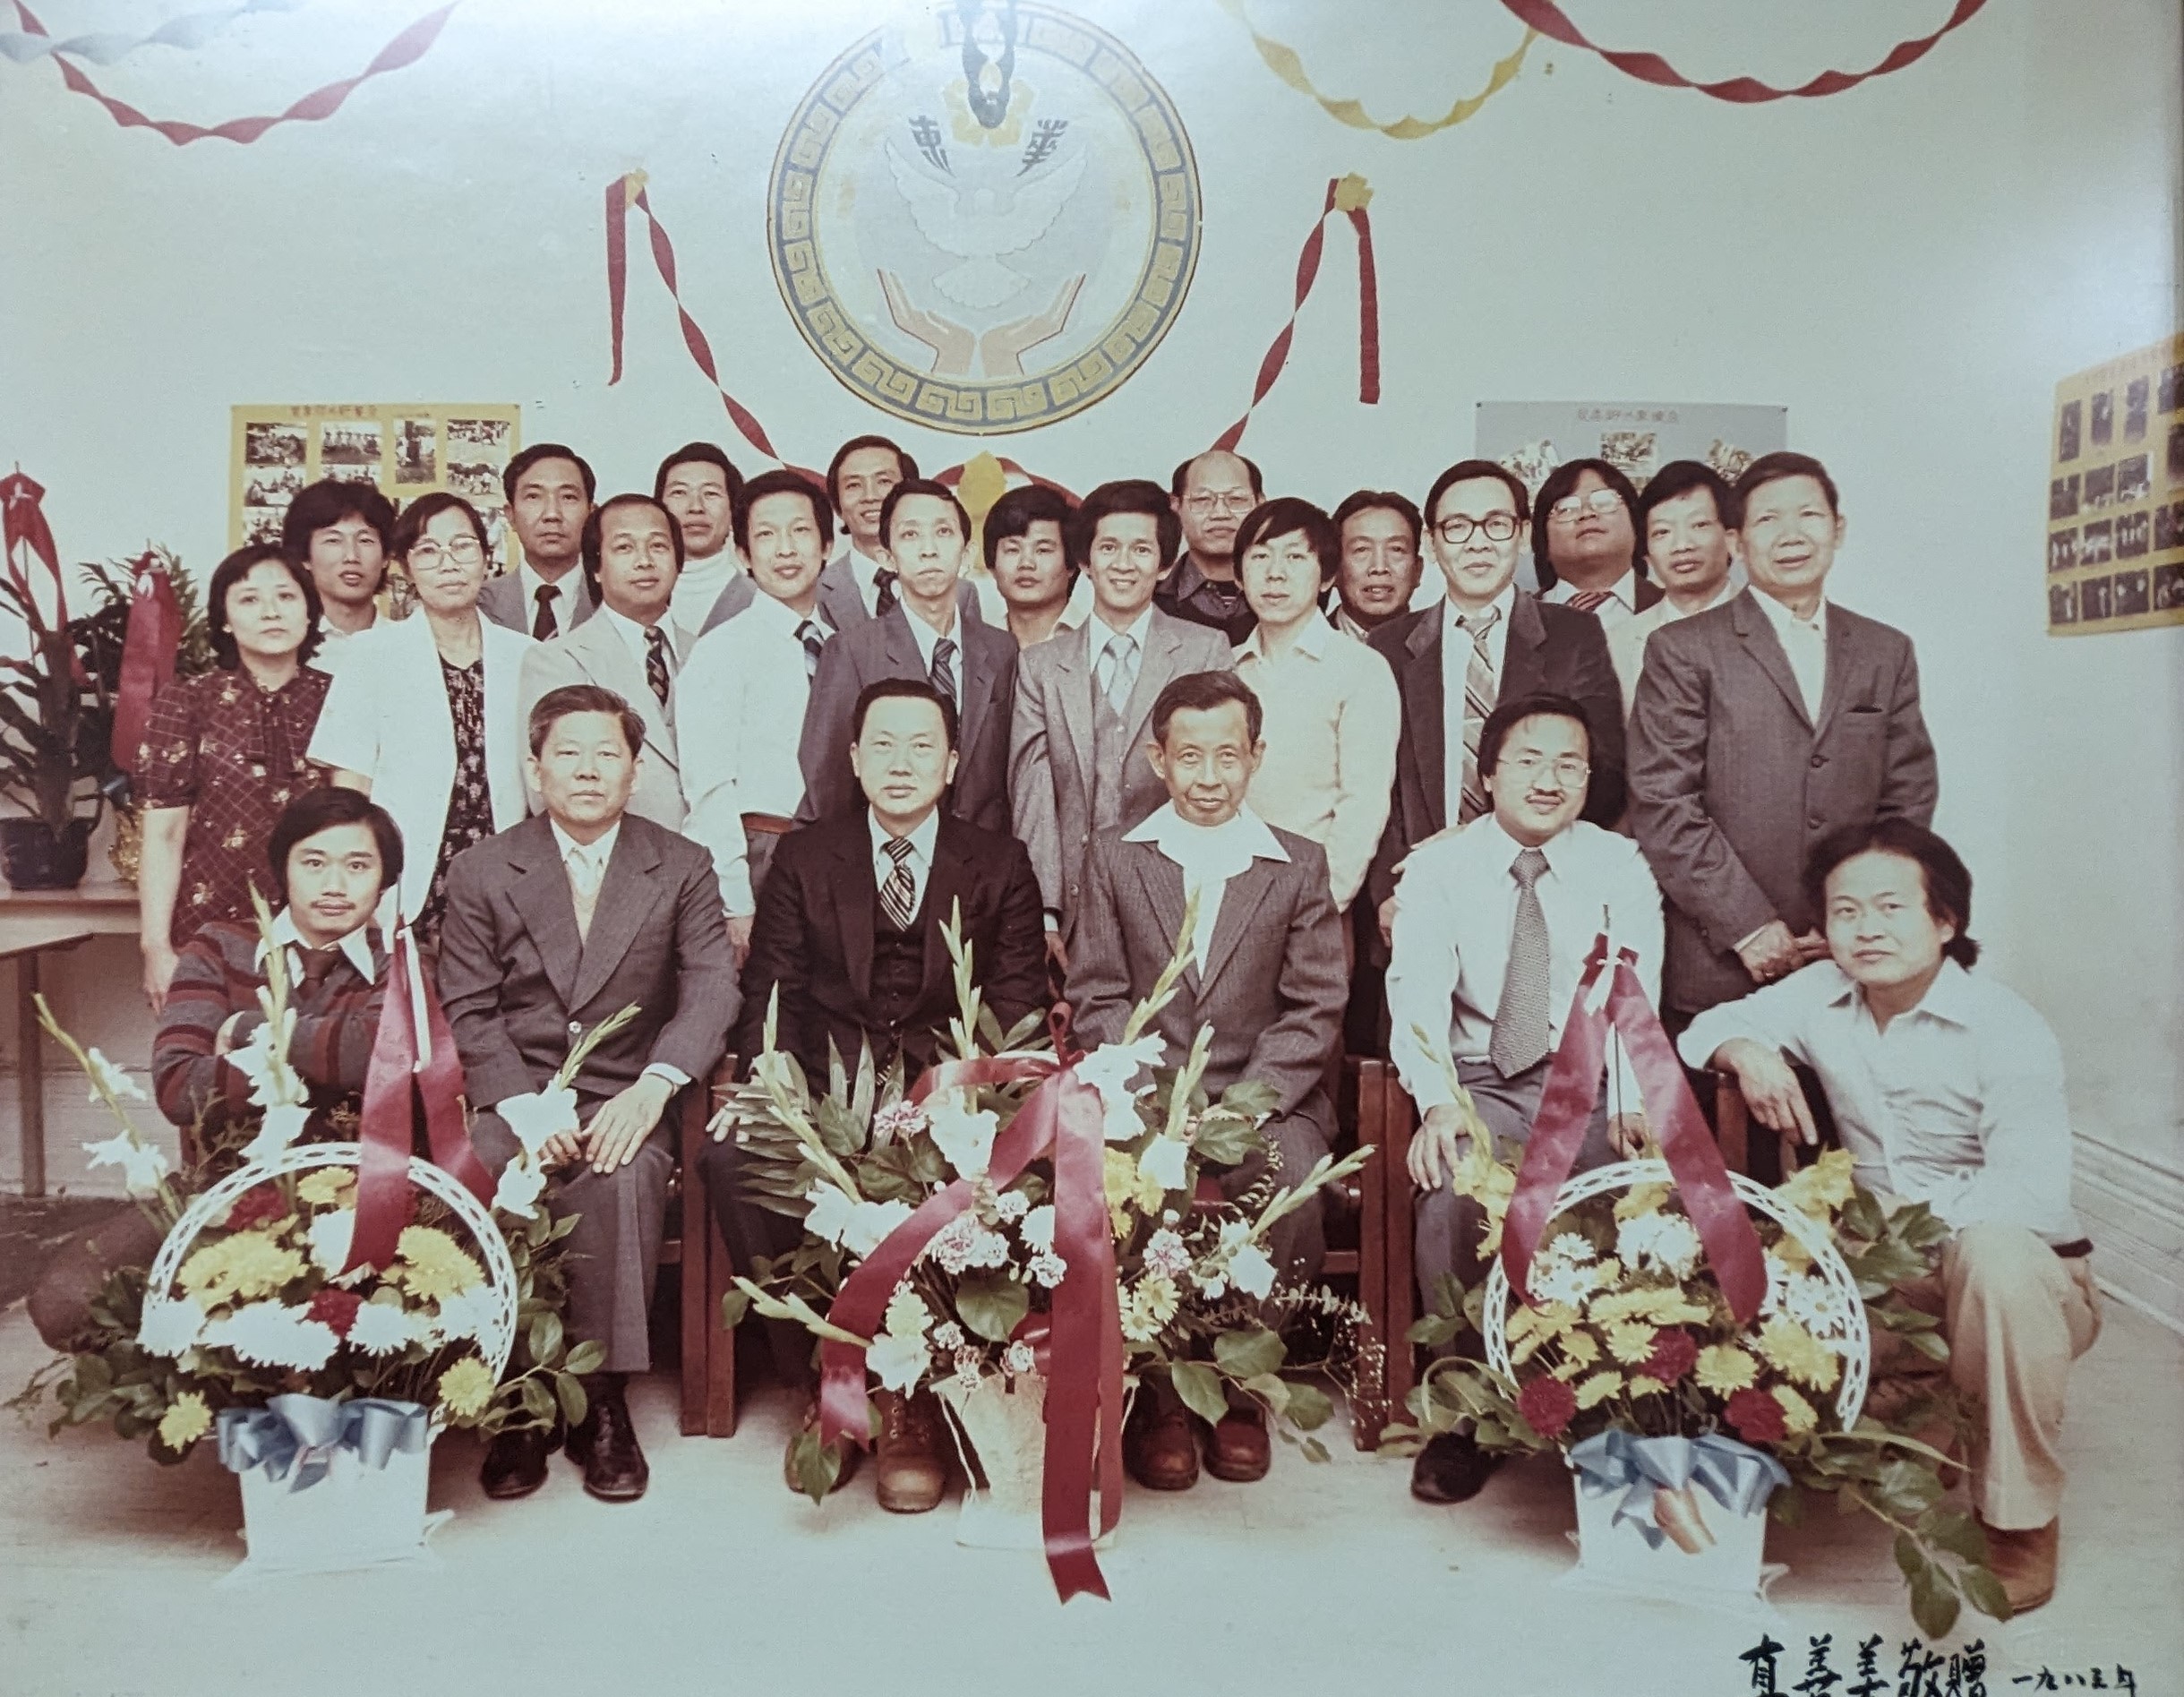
[2044,336,2184,636]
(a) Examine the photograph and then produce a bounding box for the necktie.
[1095,632,1139,714]
[532,583,560,641]
[796,617,828,681]
[878,836,917,930]
[1458,607,1502,824]
[567,845,604,943]
[929,635,957,703]
[1488,846,1553,1076]
[293,946,342,992]
[644,625,672,708]
[873,568,899,618]
[1566,589,1614,613]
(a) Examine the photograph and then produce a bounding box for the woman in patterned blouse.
[138,543,330,1011]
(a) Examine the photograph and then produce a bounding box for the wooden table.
[1,876,140,1198]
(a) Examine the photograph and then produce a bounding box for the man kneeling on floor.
[439,683,738,1504]
[1066,669,1348,1491]
[1680,820,2100,1615]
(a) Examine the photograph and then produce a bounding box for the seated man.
[1387,691,1663,1506]
[153,786,402,1156]
[719,678,1048,1512]
[439,683,737,1505]
[1066,670,1346,1492]
[1679,820,2099,1615]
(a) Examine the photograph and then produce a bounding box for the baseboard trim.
[2073,1133,2184,1333]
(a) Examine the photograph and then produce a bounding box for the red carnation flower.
[1517,1374,1579,1441]
[1642,1327,1698,1385]
[225,1185,288,1233]
[308,1289,363,1338]
[1724,1386,1787,1446]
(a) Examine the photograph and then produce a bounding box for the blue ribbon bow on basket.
[215,1394,430,1493]
[1568,1430,1789,1553]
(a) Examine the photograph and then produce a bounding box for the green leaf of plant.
[1892,1530,1924,1583]
[528,1312,564,1368]
[1189,1115,1259,1168]
[719,1287,752,1330]
[1875,1457,1944,1518]
[518,1377,555,1420]
[1212,1326,1286,1380]
[1301,1436,1330,1463]
[955,1272,1029,1344]
[555,1372,588,1428]
[1240,1372,1293,1420]
[1428,1273,1466,1320]
[1916,1508,1988,1564]
[792,1428,841,1507]
[1407,1314,1461,1347]
[1901,1331,1950,1362]
[1169,1360,1230,1426]
[1769,1486,1805,1526]
[1215,1078,1280,1121]
[563,1340,605,1376]
[1284,1384,1333,1432]
[1957,1563,2013,1622]
[1907,1559,1960,1641]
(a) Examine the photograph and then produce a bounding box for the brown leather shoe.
[873,1389,948,1513]
[783,1399,861,1497]
[1204,1403,1272,1483]
[1979,1517,2058,1614]
[1124,1394,1200,1491]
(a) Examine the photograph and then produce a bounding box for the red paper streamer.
[1499,938,1766,1325]
[111,551,181,774]
[7,2,456,146]
[1496,0,1989,104]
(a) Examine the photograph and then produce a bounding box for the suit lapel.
[1501,591,1547,700]
[956,625,1005,765]
[1118,613,1181,750]
[1054,623,1097,791]
[818,557,869,630]
[830,826,878,1000]
[1128,842,1194,994]
[580,619,678,772]
[1731,590,1812,730]
[570,819,667,1010]
[1196,857,1278,993]
[1401,612,1448,836]
[1811,609,1857,741]
[879,604,924,679]
[506,820,583,1010]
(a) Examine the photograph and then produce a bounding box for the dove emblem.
[886,141,1089,313]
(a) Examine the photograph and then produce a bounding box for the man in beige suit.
[1010,479,1232,969]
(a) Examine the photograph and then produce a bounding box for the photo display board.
[2045,336,2184,636]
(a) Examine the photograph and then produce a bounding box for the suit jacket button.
[1810,754,1826,769]
[568,1021,583,1036]
[1806,816,1823,831]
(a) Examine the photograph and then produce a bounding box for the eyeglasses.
[1434,512,1520,544]
[1184,492,1256,516]
[1498,752,1589,787]
[1548,490,1626,524]
[408,537,484,569]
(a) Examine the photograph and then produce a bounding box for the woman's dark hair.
[1066,479,1182,572]
[1736,450,1840,519]
[1477,691,1592,785]
[390,491,491,561]
[1423,459,1531,531]
[280,478,396,563]
[732,468,835,557]
[826,434,918,513]
[267,786,404,902]
[1332,489,1422,550]
[851,676,958,750]
[652,441,743,503]
[1804,819,1980,967]
[501,442,597,506]
[981,483,1075,576]
[1636,460,1739,534]
[1232,497,1338,582]
[1150,669,1263,745]
[1531,458,1644,589]
[579,493,685,604]
[207,543,323,669]
[877,479,972,551]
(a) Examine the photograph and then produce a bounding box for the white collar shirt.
[256,906,377,985]
[1542,569,1642,630]
[597,603,674,686]
[1678,961,2086,1244]
[869,808,942,921]
[1122,802,1289,972]
[1752,589,1830,722]
[550,819,621,892]
[900,601,959,673]
[843,544,894,619]
[1440,584,1518,829]
[518,562,581,639]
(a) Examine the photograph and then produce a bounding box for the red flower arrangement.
[307,1289,363,1338]
[1516,1374,1579,1441]
[1724,1386,1786,1445]
[224,1185,288,1233]
[1642,1326,1698,1384]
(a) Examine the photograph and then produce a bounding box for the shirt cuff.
[1733,922,1773,955]
[642,1062,691,1092]
[1043,910,1060,935]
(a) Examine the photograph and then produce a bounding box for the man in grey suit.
[517,494,692,830]
[796,481,1016,832]
[480,443,598,639]
[1010,479,1234,970]
[1066,669,1345,1491]
[440,683,737,1504]
[1629,451,1939,1021]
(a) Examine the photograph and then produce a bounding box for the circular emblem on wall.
[768,2,1202,435]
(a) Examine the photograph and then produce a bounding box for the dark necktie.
[796,617,827,681]
[532,583,560,640]
[1567,589,1614,613]
[879,836,917,930]
[295,946,342,990]
[645,625,672,707]
[1488,847,1553,1076]
[873,568,899,618]
[929,635,957,703]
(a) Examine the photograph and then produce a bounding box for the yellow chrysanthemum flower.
[177,1235,306,1307]
[1755,1316,1841,1393]
[1605,1321,1659,1365]
[1505,1302,1578,1345]
[437,1356,496,1418]
[1613,1183,1672,1221]
[1772,1384,1820,1435]
[1102,1148,1165,1236]
[1120,1274,1178,1343]
[1573,1369,1623,1410]
[1777,1149,1857,1220]
[1694,1344,1759,1395]
[1770,1235,1814,1275]
[393,1226,484,1305]
[1625,1375,1667,1399]
[157,1391,212,1451]
[1447,1140,1518,1253]
[1559,1329,1602,1368]
[1588,1286,1708,1327]
[296,1169,355,1208]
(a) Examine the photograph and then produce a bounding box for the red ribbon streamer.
[815,1038,1123,1602]
[112,552,181,776]
[345,927,492,1274]
[1500,938,1766,1324]
[1496,0,1989,104]
[1212,176,1380,453]
[605,175,785,466]
[0,468,63,613]
[7,2,457,146]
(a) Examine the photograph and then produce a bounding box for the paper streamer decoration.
[1496,0,1990,104]
[0,0,298,64]
[1217,0,1534,139]
[1212,175,1380,454]
[5,0,454,145]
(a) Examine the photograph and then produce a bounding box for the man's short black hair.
[1736,450,1840,519]
[1231,497,1338,581]
[1169,450,1263,501]
[1424,459,1531,530]
[208,543,324,668]
[1477,691,1593,787]
[1332,489,1422,550]
[1804,819,1980,968]
[579,493,685,603]
[732,468,835,557]
[1636,460,1739,535]
[851,676,957,749]
[390,491,490,561]
[652,441,744,503]
[982,483,1075,576]
[1066,479,1182,573]
[280,477,396,565]
[1150,669,1263,746]
[1532,458,1644,589]
[501,442,597,507]
[268,786,404,903]
[527,682,646,759]
[826,435,918,514]
[877,479,972,552]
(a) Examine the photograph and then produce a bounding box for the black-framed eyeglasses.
[1434,512,1520,544]
[408,537,484,569]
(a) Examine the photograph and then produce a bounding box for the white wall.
[3,0,2179,1313]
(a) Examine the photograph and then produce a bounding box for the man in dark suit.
[717,678,1047,1513]
[1066,670,1347,1493]
[1629,450,1938,1021]
[480,444,598,639]
[1365,459,1624,941]
[440,683,737,1504]
[1529,457,1665,626]
[795,481,1017,833]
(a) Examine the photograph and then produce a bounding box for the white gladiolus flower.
[492,1157,548,1221]
[433,1283,501,1343]
[305,1208,356,1275]
[884,1286,934,1340]
[136,1295,206,1358]
[803,1183,860,1247]
[1077,1037,1165,1142]
[1226,1242,1277,1300]
[1614,1211,1703,1280]
[242,1101,312,1166]
[203,1301,339,1371]
[927,1095,999,1180]
[1136,1136,1188,1195]
[1019,1205,1056,1252]
[844,1199,914,1256]
[868,1331,931,1394]
[498,1086,581,1157]
[347,1299,421,1355]
[81,1129,169,1198]
[83,1048,149,1104]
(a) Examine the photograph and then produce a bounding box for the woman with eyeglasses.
[137,543,333,1011]
[308,492,535,945]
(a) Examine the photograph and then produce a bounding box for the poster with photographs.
[228,401,524,569]
[1474,401,1789,592]
[2046,334,2184,636]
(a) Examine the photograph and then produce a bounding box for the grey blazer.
[515,613,692,831]
[1627,588,1939,1015]
[437,812,738,1111]
[1007,609,1234,933]
[480,569,595,638]
[794,604,1018,833]
[1065,827,1346,1136]
[697,553,981,639]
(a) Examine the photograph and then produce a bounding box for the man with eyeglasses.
[1386,690,1663,1506]
[1157,450,1263,644]
[1531,459,1662,630]
[1365,459,1623,948]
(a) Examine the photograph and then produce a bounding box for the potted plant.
[0,553,125,888]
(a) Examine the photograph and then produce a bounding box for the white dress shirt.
[1387,816,1663,1113]
[518,561,584,639]
[899,600,960,676]
[595,603,676,694]
[1608,584,1733,716]
[1121,802,1289,972]
[1233,612,1400,910]
[1438,585,1517,830]
[973,572,1092,641]
[839,544,895,619]
[869,807,941,921]
[1087,605,1155,699]
[256,906,377,983]
[681,592,826,914]
[1543,570,1642,630]
[307,619,374,677]
[670,552,739,636]
[1752,589,1829,722]
[1677,961,2086,1244]
[547,817,688,1093]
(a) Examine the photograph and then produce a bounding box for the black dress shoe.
[564,1376,649,1503]
[480,1425,552,1499]
[1409,1432,1503,1504]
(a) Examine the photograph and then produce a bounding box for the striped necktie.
[1458,607,1502,825]
[644,625,672,707]
[879,836,917,930]
[1488,846,1552,1076]
[796,618,827,681]
[929,635,957,703]
[1566,589,1614,613]
[1096,632,1138,714]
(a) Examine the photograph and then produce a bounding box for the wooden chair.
[1355,1058,1418,1448]
[672,1057,739,1437]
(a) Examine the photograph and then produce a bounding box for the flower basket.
[937,1371,1128,1552]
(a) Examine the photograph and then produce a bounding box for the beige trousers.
[1898,1221,2103,1530]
